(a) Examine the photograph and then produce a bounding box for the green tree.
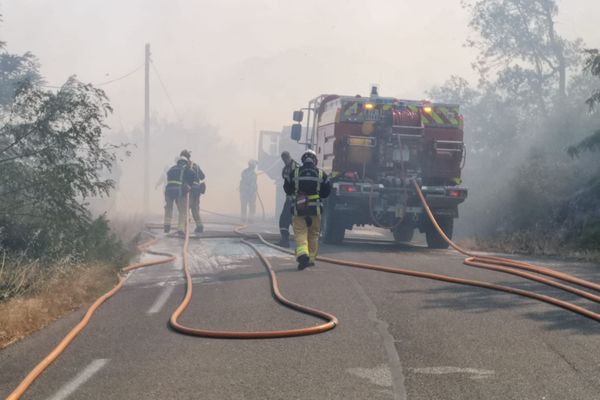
[464,0,581,114]
[583,49,600,109]
[429,1,600,248]
[0,46,124,260]
[0,51,43,106]
[568,49,600,157]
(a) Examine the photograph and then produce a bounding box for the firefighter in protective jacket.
[239,160,258,223]
[180,149,206,233]
[164,157,197,234]
[283,149,331,270]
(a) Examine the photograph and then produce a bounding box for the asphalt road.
[1,222,599,400]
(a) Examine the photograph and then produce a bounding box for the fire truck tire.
[321,205,345,245]
[426,216,453,249]
[393,225,414,243]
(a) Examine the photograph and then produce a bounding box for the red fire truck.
[290,87,467,249]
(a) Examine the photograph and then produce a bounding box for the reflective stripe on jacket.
[165,163,197,195]
[283,163,331,216]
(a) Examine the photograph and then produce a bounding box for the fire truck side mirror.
[293,110,304,122]
[291,124,302,141]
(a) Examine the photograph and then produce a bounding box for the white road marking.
[146,285,175,314]
[47,359,109,400]
[409,366,495,380]
[347,365,393,387]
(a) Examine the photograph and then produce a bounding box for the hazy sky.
[3,1,599,145]
[2,0,599,213]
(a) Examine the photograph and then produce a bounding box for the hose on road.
[254,233,600,322]
[6,201,337,399]
[7,185,599,399]
[168,195,337,338]
[246,182,599,322]
[5,238,176,400]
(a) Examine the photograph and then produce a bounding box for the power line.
[95,63,144,86]
[150,60,181,121]
[41,63,144,89]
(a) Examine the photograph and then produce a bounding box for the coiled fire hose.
[168,195,337,338]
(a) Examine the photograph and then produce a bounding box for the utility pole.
[143,43,151,215]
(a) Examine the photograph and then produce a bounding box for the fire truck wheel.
[321,207,345,245]
[392,225,414,243]
[425,215,453,249]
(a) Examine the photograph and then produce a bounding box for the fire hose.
[5,240,176,400]
[250,182,600,321]
[5,195,337,399]
[254,233,600,321]
[251,182,599,321]
[168,196,337,338]
[6,185,600,399]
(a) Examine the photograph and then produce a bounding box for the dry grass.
[0,256,45,301]
[0,263,117,349]
[0,214,143,349]
[460,233,600,263]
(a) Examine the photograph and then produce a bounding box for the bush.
[557,176,600,250]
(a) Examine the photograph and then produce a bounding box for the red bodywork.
[313,96,464,186]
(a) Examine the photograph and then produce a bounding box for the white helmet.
[301,149,317,165]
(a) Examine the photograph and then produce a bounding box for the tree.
[429,2,600,246]
[464,0,580,115]
[0,57,121,258]
[568,49,600,157]
[0,51,43,106]
[583,48,600,110]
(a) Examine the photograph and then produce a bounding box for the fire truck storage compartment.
[422,126,464,182]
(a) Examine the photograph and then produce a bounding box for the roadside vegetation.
[429,0,600,258]
[0,24,135,347]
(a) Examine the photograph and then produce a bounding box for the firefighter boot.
[297,254,310,270]
[276,230,290,248]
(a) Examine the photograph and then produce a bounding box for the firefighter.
[164,156,197,235]
[283,149,331,270]
[180,150,206,233]
[276,151,298,247]
[239,160,258,223]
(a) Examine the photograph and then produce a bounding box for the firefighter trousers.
[240,193,256,223]
[164,191,187,231]
[190,192,203,228]
[292,215,321,262]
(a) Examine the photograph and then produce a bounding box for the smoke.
[95,117,250,218]
[4,0,598,231]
